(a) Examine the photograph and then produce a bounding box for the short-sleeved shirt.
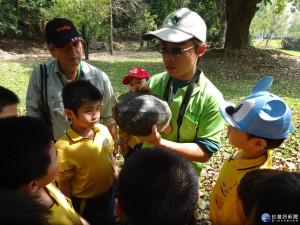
[26,60,116,140]
[209,150,273,225]
[46,182,82,225]
[144,70,224,175]
[55,124,114,198]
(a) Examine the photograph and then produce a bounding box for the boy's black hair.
[247,133,285,150]
[62,80,103,116]
[0,116,54,190]
[249,172,300,225]
[117,147,199,225]
[0,86,19,113]
[0,188,51,225]
[237,169,284,218]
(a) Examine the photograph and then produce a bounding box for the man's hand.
[138,125,162,147]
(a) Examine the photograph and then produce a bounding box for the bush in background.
[281,37,300,50]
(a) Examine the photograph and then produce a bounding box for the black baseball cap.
[45,18,85,49]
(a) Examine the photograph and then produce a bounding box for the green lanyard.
[58,62,82,86]
[76,62,82,81]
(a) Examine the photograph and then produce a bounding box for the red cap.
[122,68,150,85]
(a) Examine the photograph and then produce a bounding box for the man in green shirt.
[141,8,224,176]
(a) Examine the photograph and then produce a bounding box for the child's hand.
[113,144,119,156]
[162,124,172,134]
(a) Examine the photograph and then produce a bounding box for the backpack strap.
[163,70,200,142]
[40,64,45,110]
[176,70,200,142]
[40,64,52,126]
[163,76,173,102]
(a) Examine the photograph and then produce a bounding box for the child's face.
[71,101,101,130]
[0,104,18,118]
[38,141,60,188]
[227,125,251,149]
[129,77,147,92]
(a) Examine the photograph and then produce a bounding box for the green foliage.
[187,0,220,43]
[288,11,300,37]
[0,0,52,37]
[48,0,110,43]
[143,0,183,26]
[282,37,300,50]
[112,0,153,41]
[250,0,289,41]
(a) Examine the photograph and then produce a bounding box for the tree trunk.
[224,0,262,49]
[109,0,114,55]
[85,42,89,60]
[82,25,89,60]
[217,12,227,48]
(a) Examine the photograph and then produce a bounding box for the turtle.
[115,92,172,136]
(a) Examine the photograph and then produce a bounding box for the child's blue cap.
[219,76,294,139]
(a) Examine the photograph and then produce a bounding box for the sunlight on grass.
[252,39,300,57]
[0,61,34,113]
[279,49,300,57]
[252,39,282,48]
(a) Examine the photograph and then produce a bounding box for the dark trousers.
[72,182,115,225]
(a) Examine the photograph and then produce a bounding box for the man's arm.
[26,66,43,118]
[139,125,210,163]
[110,152,118,180]
[107,123,119,156]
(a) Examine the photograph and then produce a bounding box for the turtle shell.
[116,92,172,136]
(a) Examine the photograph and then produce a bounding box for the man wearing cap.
[26,18,119,154]
[140,8,224,178]
[209,76,294,225]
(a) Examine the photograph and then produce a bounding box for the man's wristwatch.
[114,140,120,145]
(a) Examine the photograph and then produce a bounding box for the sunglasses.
[158,46,195,56]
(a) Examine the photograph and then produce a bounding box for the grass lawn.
[252,38,300,57]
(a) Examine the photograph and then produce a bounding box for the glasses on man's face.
[158,46,195,56]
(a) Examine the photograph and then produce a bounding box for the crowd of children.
[1,8,299,225]
[1,71,299,225]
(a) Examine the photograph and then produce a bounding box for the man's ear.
[254,138,267,151]
[64,108,74,120]
[47,44,55,57]
[197,43,206,57]
[26,181,39,196]
[115,199,127,220]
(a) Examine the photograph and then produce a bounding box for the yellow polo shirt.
[209,150,273,225]
[55,124,114,198]
[46,183,82,225]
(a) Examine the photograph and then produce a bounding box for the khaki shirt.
[26,60,116,140]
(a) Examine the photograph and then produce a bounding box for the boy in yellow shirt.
[209,76,294,225]
[55,80,117,225]
[0,116,86,225]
